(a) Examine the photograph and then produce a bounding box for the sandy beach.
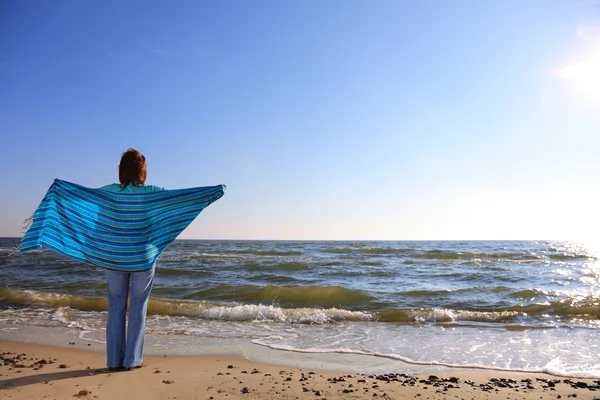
[1,340,598,400]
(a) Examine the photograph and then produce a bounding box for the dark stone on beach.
[58,364,68,368]
[448,377,459,383]
[314,390,322,396]
[162,380,173,384]
[343,389,353,393]
[227,365,234,369]
[302,387,310,392]
[286,377,292,381]
[76,389,90,397]
[549,381,556,387]
[217,372,223,375]
[428,375,439,381]
[575,381,588,388]
[241,387,249,394]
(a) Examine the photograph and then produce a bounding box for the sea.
[0,238,598,378]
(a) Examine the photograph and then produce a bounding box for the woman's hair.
[119,148,147,187]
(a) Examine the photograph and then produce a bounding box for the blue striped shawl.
[20,179,226,271]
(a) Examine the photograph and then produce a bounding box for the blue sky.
[1,1,599,240]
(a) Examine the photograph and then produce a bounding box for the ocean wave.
[0,287,108,311]
[324,247,414,255]
[509,288,551,299]
[2,287,598,323]
[410,250,542,261]
[218,250,303,256]
[249,274,299,285]
[157,267,214,277]
[321,247,595,262]
[183,284,375,308]
[242,261,312,272]
[319,248,597,262]
[360,261,384,266]
[378,308,520,323]
[508,301,600,318]
[0,288,374,324]
[548,253,596,261]
[199,304,373,324]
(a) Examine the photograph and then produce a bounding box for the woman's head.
[119,148,147,187]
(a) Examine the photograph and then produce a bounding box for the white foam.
[51,307,88,330]
[78,330,105,344]
[251,338,600,378]
[198,303,374,324]
[408,308,518,323]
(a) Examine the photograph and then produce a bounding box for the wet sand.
[1,340,598,399]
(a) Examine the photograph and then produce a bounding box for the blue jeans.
[106,266,155,368]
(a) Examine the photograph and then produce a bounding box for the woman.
[21,147,225,370]
[99,148,165,371]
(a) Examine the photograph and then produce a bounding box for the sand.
[0,340,598,400]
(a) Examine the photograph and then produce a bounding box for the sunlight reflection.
[553,28,600,108]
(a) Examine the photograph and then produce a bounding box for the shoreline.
[1,340,599,400]
[4,324,597,380]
